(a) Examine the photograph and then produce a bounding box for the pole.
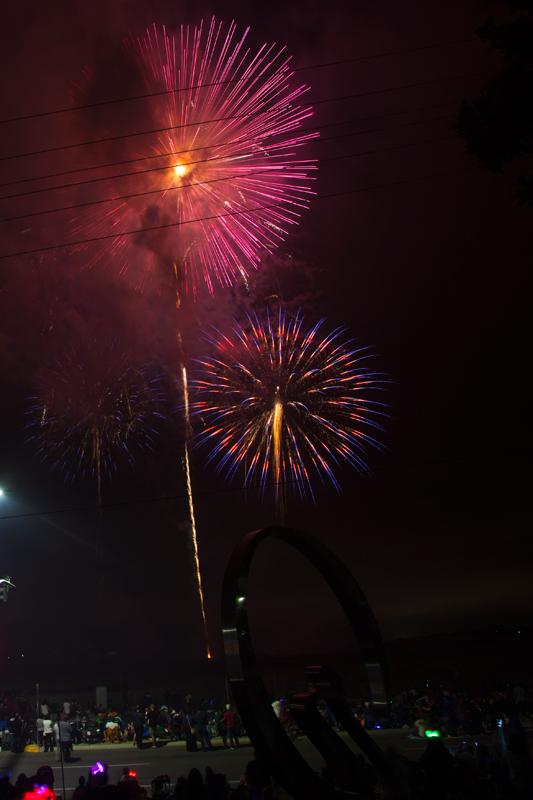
[56,719,67,800]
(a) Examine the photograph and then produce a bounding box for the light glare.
[173,163,188,178]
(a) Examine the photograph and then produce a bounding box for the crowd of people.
[2,684,531,754]
[0,760,280,800]
[1,686,532,797]
[0,695,244,755]
[345,684,533,740]
[0,732,532,799]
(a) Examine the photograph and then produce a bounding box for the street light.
[0,487,4,498]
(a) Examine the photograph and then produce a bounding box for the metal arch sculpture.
[221,526,390,799]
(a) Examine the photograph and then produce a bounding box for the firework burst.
[191,309,387,505]
[28,342,165,502]
[72,18,317,295]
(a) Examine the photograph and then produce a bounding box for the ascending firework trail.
[176,314,212,661]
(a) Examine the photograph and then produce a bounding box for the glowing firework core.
[192,309,387,503]
[173,163,188,179]
[272,394,284,485]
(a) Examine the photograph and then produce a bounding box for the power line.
[0,119,455,222]
[1,131,456,226]
[1,481,296,521]
[0,447,506,523]
[0,102,457,195]
[0,165,474,261]
[0,36,478,126]
[0,69,492,164]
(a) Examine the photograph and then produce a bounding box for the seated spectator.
[15,774,32,795]
[419,739,454,800]
[105,717,121,744]
[72,776,87,800]
[204,768,228,800]
[35,766,55,792]
[186,768,206,800]
[232,761,274,799]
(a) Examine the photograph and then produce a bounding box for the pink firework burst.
[72,18,318,296]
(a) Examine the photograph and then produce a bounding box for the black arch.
[221,525,389,798]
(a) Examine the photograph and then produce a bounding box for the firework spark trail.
[70,18,317,295]
[181,363,212,660]
[191,308,388,508]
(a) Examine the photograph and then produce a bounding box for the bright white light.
[173,163,187,178]
[0,488,4,498]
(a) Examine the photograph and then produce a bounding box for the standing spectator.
[415,693,433,722]
[159,706,171,736]
[223,704,239,749]
[36,716,44,748]
[132,706,144,750]
[196,707,212,751]
[43,717,54,752]
[40,700,49,718]
[10,715,24,752]
[184,712,198,753]
[147,704,159,748]
[54,714,73,762]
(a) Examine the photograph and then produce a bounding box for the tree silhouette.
[457,1,533,205]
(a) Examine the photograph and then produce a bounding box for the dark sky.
[0,0,530,669]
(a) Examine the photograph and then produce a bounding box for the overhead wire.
[0,448,506,523]
[0,165,475,261]
[0,103,458,195]
[0,117,456,223]
[0,69,493,164]
[0,36,479,125]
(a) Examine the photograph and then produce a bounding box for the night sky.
[0,0,530,669]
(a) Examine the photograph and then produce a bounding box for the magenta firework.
[74,19,317,296]
[191,309,387,503]
[28,343,164,501]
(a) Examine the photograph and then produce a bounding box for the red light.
[128,771,137,779]
[23,788,55,800]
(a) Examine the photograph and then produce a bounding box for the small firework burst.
[28,341,165,500]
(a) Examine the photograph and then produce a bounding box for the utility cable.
[0,36,479,125]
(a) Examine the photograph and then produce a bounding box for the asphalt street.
[0,730,451,793]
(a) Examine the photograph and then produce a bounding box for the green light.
[424,729,441,738]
